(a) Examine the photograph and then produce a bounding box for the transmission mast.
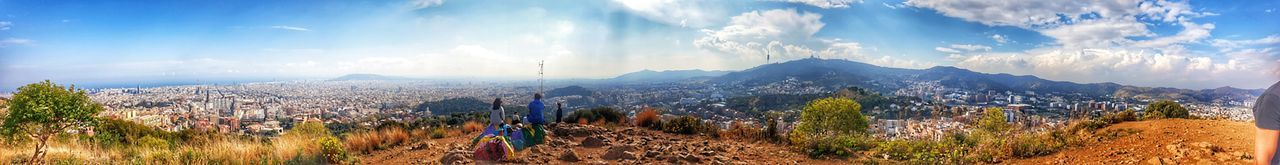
[538,60,545,94]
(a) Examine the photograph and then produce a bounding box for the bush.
[635,107,662,129]
[565,107,624,124]
[1101,109,1138,124]
[807,135,875,158]
[1144,100,1189,119]
[318,136,348,164]
[430,127,446,139]
[722,121,762,141]
[381,127,409,147]
[976,107,1010,134]
[662,116,704,135]
[789,97,869,146]
[139,135,171,150]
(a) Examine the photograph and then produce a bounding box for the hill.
[329,74,410,81]
[413,97,490,115]
[608,69,730,83]
[546,85,594,98]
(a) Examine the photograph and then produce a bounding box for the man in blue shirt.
[527,93,546,125]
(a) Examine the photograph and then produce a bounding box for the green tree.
[789,97,868,145]
[1,80,103,164]
[1144,100,1189,119]
[976,107,1009,134]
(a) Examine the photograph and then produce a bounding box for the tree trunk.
[28,134,49,165]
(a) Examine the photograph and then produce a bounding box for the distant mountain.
[710,58,1260,102]
[609,69,730,83]
[329,74,410,81]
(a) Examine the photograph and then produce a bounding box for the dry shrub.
[635,107,661,129]
[578,118,589,125]
[462,121,485,133]
[381,127,409,147]
[411,128,429,139]
[723,121,763,141]
[345,132,380,154]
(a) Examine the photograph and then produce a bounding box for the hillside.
[711,58,1260,103]
[608,69,730,83]
[1011,119,1254,164]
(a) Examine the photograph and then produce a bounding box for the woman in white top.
[489,98,505,128]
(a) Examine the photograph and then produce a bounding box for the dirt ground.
[1010,119,1255,165]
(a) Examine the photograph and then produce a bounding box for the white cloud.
[269,25,311,32]
[1039,18,1153,48]
[955,47,1278,89]
[990,34,1008,44]
[411,0,444,9]
[613,0,724,28]
[772,0,862,9]
[0,38,32,47]
[0,21,10,30]
[934,47,961,53]
[950,44,991,52]
[882,2,906,9]
[694,9,825,60]
[1211,35,1280,51]
[1132,22,1214,49]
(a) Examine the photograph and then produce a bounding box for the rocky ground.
[361,124,844,165]
[1010,119,1255,165]
[361,119,1258,165]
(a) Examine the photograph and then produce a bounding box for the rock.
[645,150,661,158]
[581,136,608,148]
[680,153,702,163]
[439,150,472,165]
[560,149,582,162]
[602,144,640,160]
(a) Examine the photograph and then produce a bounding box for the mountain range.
[629,58,1262,103]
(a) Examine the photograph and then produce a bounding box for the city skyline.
[3,0,1280,91]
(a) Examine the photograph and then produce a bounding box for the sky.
[1,0,1279,90]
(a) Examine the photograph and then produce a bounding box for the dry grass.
[723,121,764,141]
[462,121,485,133]
[344,127,411,154]
[635,107,661,128]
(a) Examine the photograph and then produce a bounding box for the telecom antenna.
[538,60,545,94]
[764,46,772,64]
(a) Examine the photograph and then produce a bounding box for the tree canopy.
[1143,100,1189,119]
[1,80,104,164]
[789,97,869,145]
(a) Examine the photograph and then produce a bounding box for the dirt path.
[1011,119,1255,165]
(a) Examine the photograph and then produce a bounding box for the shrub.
[430,127,446,139]
[789,97,869,146]
[808,135,875,158]
[976,107,1010,135]
[565,107,624,124]
[635,107,662,129]
[1100,109,1138,124]
[722,121,762,141]
[662,116,703,135]
[139,135,171,150]
[1144,100,1189,119]
[318,136,348,164]
[380,127,409,148]
[462,121,485,133]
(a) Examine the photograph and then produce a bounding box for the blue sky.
[1,0,1278,90]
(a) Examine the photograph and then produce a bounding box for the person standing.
[556,102,564,124]
[1255,81,1280,165]
[488,98,505,129]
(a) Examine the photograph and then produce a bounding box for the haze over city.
[2,0,1279,91]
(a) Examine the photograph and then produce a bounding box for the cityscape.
[1,0,1277,164]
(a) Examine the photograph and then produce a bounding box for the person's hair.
[492,98,503,110]
[534,93,543,100]
[557,102,562,108]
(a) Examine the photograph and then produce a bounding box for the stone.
[581,136,608,148]
[560,149,582,162]
[645,150,661,158]
[439,150,472,165]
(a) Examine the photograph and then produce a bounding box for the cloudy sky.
[1,0,1279,90]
